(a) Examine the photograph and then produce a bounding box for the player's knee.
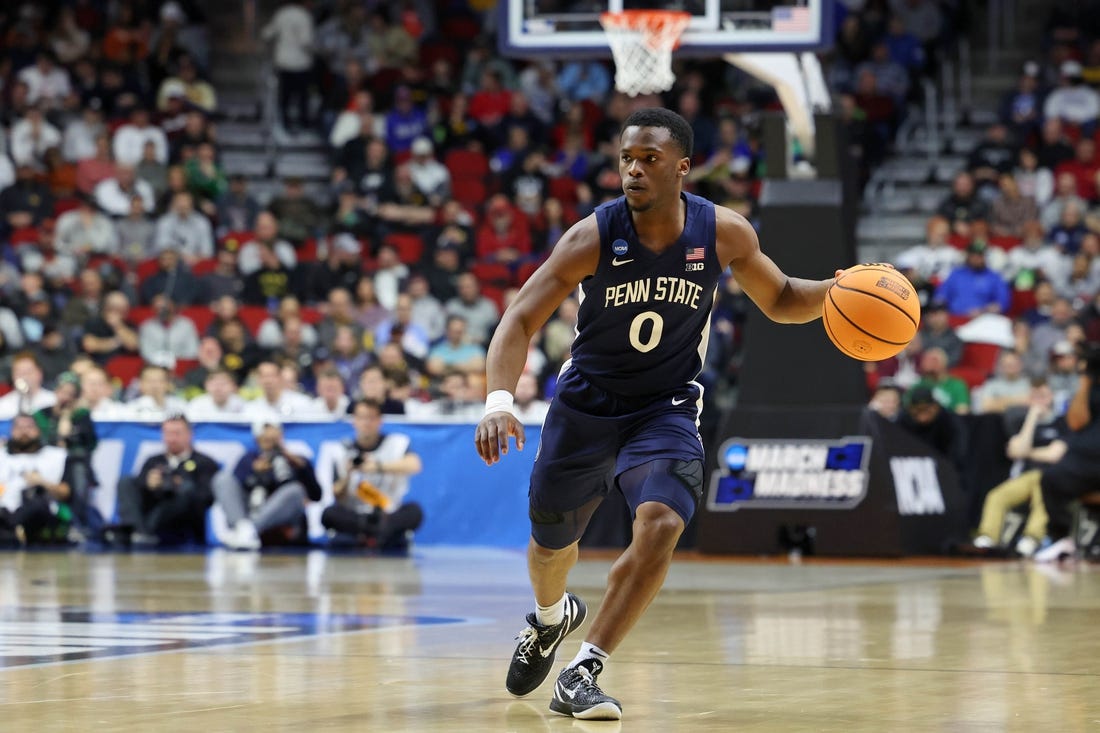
[633,502,685,549]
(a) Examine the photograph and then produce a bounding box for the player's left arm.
[715,206,838,324]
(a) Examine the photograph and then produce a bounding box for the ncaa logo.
[612,238,629,256]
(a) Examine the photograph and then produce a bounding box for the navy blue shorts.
[529,366,705,532]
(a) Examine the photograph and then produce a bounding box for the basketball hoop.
[600,10,690,97]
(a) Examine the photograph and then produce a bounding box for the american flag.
[772,6,811,33]
[685,247,705,261]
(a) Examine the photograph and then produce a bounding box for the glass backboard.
[500,0,833,57]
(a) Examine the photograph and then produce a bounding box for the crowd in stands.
[0,0,980,549]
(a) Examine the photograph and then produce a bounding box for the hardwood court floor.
[2,548,1100,732]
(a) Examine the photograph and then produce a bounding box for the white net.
[600,11,690,97]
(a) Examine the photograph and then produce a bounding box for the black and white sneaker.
[506,592,587,697]
[549,659,622,720]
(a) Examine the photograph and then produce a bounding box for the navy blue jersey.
[569,192,722,397]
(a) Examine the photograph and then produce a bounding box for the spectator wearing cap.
[918,301,963,366]
[898,385,967,466]
[55,193,119,260]
[407,137,451,207]
[156,53,217,113]
[94,165,155,217]
[215,175,261,237]
[112,107,168,167]
[0,164,55,229]
[268,177,324,245]
[262,0,316,133]
[935,241,1011,318]
[384,86,429,154]
[139,295,200,366]
[1000,62,1044,141]
[303,232,364,302]
[476,194,532,267]
[34,370,99,530]
[213,419,322,550]
[113,414,220,546]
[914,347,972,414]
[1044,60,1100,127]
[154,191,214,263]
[968,124,1019,193]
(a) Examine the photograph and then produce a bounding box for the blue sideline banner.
[4,421,540,548]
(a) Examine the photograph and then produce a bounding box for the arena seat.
[190,258,218,276]
[174,359,199,378]
[237,305,270,336]
[181,306,215,333]
[128,306,156,325]
[301,306,323,325]
[105,354,145,386]
[470,262,512,288]
[385,233,425,265]
[135,258,160,285]
[445,149,490,179]
[453,178,488,210]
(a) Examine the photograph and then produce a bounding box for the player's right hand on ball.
[475,412,525,465]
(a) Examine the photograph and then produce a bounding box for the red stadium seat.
[384,233,425,265]
[441,15,480,41]
[445,149,490,179]
[237,306,270,336]
[516,260,542,285]
[105,354,145,387]
[174,359,198,378]
[453,177,488,210]
[53,197,80,217]
[949,366,990,390]
[10,226,39,246]
[297,237,318,262]
[300,306,323,325]
[128,306,156,325]
[1009,288,1037,318]
[190,258,218,277]
[481,285,507,311]
[549,177,579,205]
[959,341,1002,371]
[989,235,1022,250]
[135,258,160,285]
[180,306,215,334]
[470,262,512,288]
[0,382,10,397]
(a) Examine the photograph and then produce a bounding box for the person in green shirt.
[915,347,972,413]
[33,371,100,537]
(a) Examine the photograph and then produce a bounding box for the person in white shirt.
[17,51,72,109]
[80,366,125,421]
[513,371,550,423]
[9,106,62,167]
[0,354,57,419]
[245,360,314,421]
[1043,60,1100,126]
[94,165,155,217]
[112,107,169,167]
[407,136,451,206]
[1004,220,1067,283]
[0,414,70,545]
[406,273,446,341]
[62,106,103,162]
[138,295,200,366]
[54,193,119,259]
[121,364,187,421]
[237,211,297,275]
[153,191,214,262]
[893,215,963,283]
[262,0,316,131]
[186,368,248,422]
[308,369,350,419]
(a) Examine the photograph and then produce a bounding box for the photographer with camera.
[213,420,322,550]
[113,415,220,546]
[321,399,424,549]
[1036,342,1100,561]
[0,414,72,546]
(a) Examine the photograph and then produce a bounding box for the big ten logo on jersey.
[889,456,945,516]
[706,437,871,511]
[685,246,705,272]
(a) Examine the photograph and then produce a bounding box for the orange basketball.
[822,265,921,362]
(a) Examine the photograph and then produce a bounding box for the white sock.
[535,594,567,626]
[569,642,609,669]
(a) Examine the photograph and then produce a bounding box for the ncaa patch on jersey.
[612,238,629,256]
[706,436,872,511]
[0,609,466,668]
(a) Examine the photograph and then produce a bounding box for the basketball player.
[474,108,841,721]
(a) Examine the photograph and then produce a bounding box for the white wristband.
[484,389,515,416]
